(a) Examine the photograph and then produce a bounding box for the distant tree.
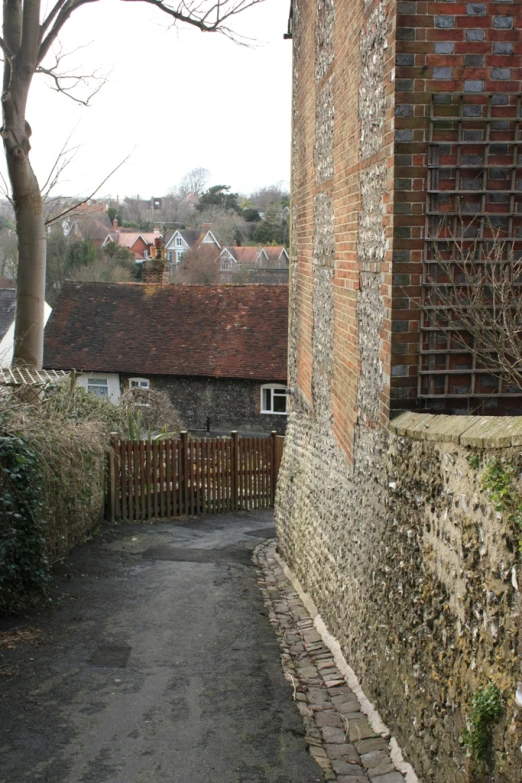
[198,185,240,213]
[179,167,210,197]
[242,207,261,223]
[196,207,249,246]
[46,230,137,304]
[107,207,121,225]
[252,205,284,245]
[249,183,290,212]
[66,240,97,269]
[103,243,135,265]
[171,245,221,284]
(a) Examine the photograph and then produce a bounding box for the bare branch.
[35,41,108,105]
[420,217,522,393]
[121,0,264,39]
[44,153,132,227]
[40,0,70,37]
[38,0,101,65]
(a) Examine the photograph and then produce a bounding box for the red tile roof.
[263,246,289,261]
[44,282,288,381]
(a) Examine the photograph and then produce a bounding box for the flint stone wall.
[276,411,522,783]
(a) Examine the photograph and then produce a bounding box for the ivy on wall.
[0,435,50,612]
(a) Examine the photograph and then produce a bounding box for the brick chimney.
[112,218,119,230]
[142,237,169,285]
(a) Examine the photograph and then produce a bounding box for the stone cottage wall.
[134,375,287,435]
[277,412,522,782]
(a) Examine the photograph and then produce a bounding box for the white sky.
[5,0,292,201]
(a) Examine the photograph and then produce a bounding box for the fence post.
[181,431,189,515]
[231,431,238,511]
[108,433,118,521]
[270,431,278,506]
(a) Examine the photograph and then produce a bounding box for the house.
[164,225,221,264]
[43,282,289,435]
[218,247,267,283]
[0,289,52,368]
[218,246,289,284]
[262,246,289,268]
[102,220,162,260]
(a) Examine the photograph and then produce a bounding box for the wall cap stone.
[389,412,522,448]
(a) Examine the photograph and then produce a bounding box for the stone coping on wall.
[389,411,522,449]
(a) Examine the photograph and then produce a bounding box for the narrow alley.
[0,511,322,783]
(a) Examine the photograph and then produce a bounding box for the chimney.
[202,223,211,232]
[143,236,169,285]
[112,218,119,230]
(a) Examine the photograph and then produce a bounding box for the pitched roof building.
[43,282,289,434]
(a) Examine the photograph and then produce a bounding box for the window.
[87,378,109,398]
[176,252,184,263]
[129,378,150,390]
[143,249,149,259]
[168,252,173,264]
[221,274,232,284]
[175,236,183,247]
[260,384,287,415]
[221,256,232,271]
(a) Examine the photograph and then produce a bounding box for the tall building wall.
[278,2,522,780]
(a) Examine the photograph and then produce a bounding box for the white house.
[0,289,52,368]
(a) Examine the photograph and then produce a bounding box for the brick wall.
[131,375,287,435]
[393,0,522,409]
[277,1,522,781]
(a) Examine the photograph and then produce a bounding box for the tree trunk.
[2,0,46,369]
[9,157,46,368]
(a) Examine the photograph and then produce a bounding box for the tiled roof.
[263,246,288,260]
[179,229,199,247]
[0,289,15,341]
[224,247,261,265]
[44,282,288,381]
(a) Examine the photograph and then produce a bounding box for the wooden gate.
[107,431,284,521]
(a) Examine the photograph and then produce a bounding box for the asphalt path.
[0,509,323,783]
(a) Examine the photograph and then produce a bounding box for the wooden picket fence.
[107,431,284,521]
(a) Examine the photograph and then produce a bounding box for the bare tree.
[179,167,210,198]
[1,0,265,368]
[171,244,221,284]
[421,227,522,392]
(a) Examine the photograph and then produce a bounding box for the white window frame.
[143,249,149,259]
[87,378,109,398]
[175,236,183,247]
[129,378,150,390]
[260,384,287,415]
[176,251,184,263]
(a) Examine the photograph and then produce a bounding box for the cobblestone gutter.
[254,541,417,783]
